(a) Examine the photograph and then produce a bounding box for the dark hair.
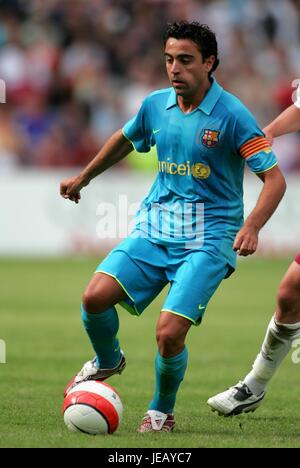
[164,21,219,76]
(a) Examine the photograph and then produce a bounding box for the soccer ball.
[62,380,123,435]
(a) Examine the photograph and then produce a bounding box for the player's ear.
[204,55,215,73]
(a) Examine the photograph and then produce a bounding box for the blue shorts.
[96,236,233,325]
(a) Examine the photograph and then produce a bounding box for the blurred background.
[1,0,300,255]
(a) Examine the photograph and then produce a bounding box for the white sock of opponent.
[243,316,300,396]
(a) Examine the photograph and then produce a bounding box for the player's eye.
[181,58,192,64]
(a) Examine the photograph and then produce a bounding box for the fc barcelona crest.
[202,129,219,148]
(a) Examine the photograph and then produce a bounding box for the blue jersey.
[123,78,277,268]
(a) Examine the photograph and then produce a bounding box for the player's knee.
[277,284,298,317]
[156,329,181,356]
[82,286,110,314]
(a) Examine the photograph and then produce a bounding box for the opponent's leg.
[208,260,300,416]
[243,260,300,395]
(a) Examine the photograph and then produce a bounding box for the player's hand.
[262,127,273,146]
[60,176,87,204]
[233,225,259,256]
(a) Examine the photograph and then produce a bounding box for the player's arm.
[263,104,300,144]
[233,165,286,256]
[60,130,133,203]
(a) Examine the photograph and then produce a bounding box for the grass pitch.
[0,256,300,448]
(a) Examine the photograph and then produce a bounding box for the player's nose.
[170,61,181,74]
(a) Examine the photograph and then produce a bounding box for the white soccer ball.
[62,381,123,435]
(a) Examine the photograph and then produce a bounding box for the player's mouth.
[172,80,186,87]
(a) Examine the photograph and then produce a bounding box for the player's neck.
[177,79,211,114]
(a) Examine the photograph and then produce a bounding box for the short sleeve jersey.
[123,78,277,267]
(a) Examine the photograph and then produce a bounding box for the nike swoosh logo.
[198,304,206,310]
[153,128,161,134]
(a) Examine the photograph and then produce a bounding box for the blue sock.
[81,305,121,369]
[148,347,188,414]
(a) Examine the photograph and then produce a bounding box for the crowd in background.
[0,0,300,173]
